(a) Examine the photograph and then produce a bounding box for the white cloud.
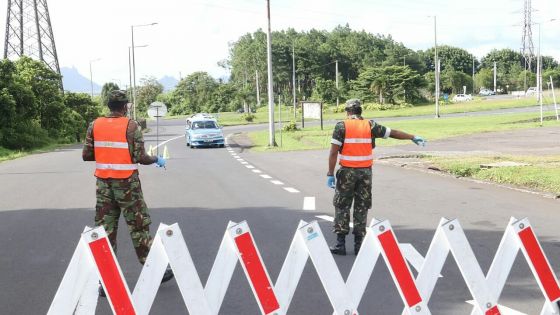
[0,0,558,86]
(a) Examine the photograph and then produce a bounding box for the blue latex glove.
[412,136,427,147]
[156,156,166,168]
[327,176,335,189]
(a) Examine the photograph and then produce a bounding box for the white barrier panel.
[48,217,560,315]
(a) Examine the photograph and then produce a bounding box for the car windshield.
[192,121,218,129]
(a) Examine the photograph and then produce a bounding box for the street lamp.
[428,15,439,118]
[265,0,276,147]
[89,58,101,98]
[128,45,148,109]
[131,22,157,120]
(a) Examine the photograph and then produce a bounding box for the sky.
[1,0,559,87]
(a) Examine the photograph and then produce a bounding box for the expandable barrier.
[48,217,560,315]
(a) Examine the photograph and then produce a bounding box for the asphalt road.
[0,115,559,314]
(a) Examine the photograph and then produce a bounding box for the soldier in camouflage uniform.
[327,99,427,255]
[82,90,172,296]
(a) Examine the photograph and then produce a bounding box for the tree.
[352,66,425,104]
[440,68,472,94]
[64,92,101,125]
[136,77,164,116]
[474,68,494,91]
[421,45,478,75]
[100,82,120,107]
[311,78,338,103]
[170,72,218,115]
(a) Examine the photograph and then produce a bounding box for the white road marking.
[252,169,262,173]
[303,197,316,211]
[154,135,184,149]
[270,180,284,185]
[284,187,300,193]
[315,215,353,227]
[260,174,272,179]
[241,161,249,165]
[245,165,255,169]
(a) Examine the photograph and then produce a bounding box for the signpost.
[301,101,323,130]
[147,102,168,156]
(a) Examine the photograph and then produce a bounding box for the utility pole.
[433,16,440,118]
[537,23,542,126]
[493,61,497,93]
[266,0,276,146]
[472,56,475,94]
[335,60,339,107]
[256,70,261,107]
[292,43,297,119]
[89,58,100,98]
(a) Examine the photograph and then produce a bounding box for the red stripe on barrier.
[235,232,280,314]
[378,230,423,307]
[89,238,136,315]
[485,305,501,315]
[518,227,560,302]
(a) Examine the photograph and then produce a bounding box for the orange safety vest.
[339,119,374,168]
[93,117,137,179]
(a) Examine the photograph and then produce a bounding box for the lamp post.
[266,0,276,147]
[131,22,157,120]
[128,45,148,109]
[428,15,439,118]
[89,58,101,98]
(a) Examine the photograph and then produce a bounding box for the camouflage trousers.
[333,167,372,237]
[94,173,152,264]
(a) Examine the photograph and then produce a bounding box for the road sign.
[147,102,167,118]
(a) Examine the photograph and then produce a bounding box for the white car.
[452,94,473,102]
[526,87,537,96]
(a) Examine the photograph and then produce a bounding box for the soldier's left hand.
[412,136,427,147]
[327,175,335,189]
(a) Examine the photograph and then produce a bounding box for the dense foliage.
[0,57,102,150]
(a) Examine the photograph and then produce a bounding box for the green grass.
[426,155,560,195]
[165,95,544,126]
[247,111,560,152]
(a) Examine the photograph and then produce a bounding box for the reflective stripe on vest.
[96,163,139,170]
[340,119,374,168]
[94,141,129,149]
[93,117,136,179]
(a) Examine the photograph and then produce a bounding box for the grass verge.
[247,111,560,152]
[425,155,560,196]
[167,96,545,126]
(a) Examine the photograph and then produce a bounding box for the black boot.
[161,265,174,283]
[354,234,364,255]
[330,234,346,255]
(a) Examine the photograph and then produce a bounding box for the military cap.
[108,90,129,103]
[345,99,361,110]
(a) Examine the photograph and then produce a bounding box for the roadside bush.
[2,121,50,150]
[282,121,298,132]
[242,113,256,122]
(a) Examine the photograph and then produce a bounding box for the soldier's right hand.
[156,156,166,168]
[327,175,335,189]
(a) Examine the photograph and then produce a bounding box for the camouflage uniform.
[82,93,157,264]
[331,118,389,236]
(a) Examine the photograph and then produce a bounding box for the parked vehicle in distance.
[526,87,537,96]
[452,94,473,102]
[479,89,495,96]
[185,115,225,148]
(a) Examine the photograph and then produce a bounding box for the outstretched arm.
[389,129,414,140]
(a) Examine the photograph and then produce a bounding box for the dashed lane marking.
[303,197,316,211]
[252,170,262,173]
[270,180,284,185]
[245,165,255,169]
[260,174,272,179]
[283,187,300,193]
